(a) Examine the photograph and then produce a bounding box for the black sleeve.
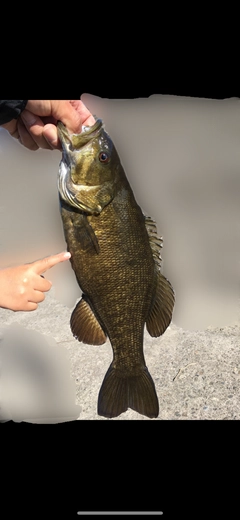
[0,100,28,125]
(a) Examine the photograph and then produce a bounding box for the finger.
[20,110,54,150]
[11,129,20,140]
[2,120,21,141]
[42,123,62,150]
[34,275,52,292]
[26,100,83,134]
[50,101,83,134]
[25,301,38,312]
[17,117,39,151]
[70,100,96,127]
[32,252,71,275]
[28,290,45,304]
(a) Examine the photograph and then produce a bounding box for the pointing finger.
[32,252,71,275]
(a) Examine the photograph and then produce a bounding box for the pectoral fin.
[146,271,175,337]
[144,214,163,268]
[73,214,100,254]
[70,297,107,345]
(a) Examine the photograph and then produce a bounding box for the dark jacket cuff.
[0,100,28,125]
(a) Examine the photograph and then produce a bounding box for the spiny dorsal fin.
[144,214,163,269]
[70,297,107,345]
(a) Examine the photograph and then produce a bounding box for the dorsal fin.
[144,214,163,269]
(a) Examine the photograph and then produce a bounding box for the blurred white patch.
[0,323,81,423]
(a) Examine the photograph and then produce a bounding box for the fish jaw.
[57,118,103,151]
[57,118,117,214]
[57,133,100,213]
[57,118,103,186]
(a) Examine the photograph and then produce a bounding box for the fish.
[57,117,175,419]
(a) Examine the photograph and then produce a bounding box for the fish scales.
[57,118,175,418]
[61,192,152,365]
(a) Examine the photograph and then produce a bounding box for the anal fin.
[146,271,175,337]
[70,297,107,345]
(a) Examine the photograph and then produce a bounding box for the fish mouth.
[57,117,103,153]
[57,117,104,213]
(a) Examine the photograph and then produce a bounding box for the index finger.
[31,252,71,275]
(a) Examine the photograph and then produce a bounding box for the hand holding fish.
[0,100,96,151]
[0,251,71,311]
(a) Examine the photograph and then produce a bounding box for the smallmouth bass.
[57,118,175,418]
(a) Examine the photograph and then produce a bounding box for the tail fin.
[97,364,159,418]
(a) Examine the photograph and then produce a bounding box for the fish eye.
[99,151,110,163]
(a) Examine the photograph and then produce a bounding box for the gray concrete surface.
[0,291,239,421]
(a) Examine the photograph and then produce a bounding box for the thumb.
[51,101,83,134]
[31,252,71,275]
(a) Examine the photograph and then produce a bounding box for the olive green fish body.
[58,119,175,418]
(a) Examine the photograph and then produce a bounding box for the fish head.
[57,118,121,215]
